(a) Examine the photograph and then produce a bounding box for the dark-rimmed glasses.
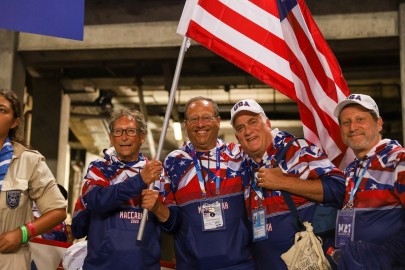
[111,128,139,137]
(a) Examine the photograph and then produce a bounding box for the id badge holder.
[201,198,226,231]
[252,208,267,242]
[335,209,356,248]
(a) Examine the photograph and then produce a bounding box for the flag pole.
[137,36,190,241]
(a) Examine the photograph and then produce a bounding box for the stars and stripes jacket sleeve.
[279,135,346,207]
[72,159,147,238]
[80,160,147,213]
[82,171,146,213]
[158,150,183,233]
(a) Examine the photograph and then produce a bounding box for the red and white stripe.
[177,0,354,168]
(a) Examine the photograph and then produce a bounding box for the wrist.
[26,222,36,238]
[151,201,160,213]
[19,225,28,244]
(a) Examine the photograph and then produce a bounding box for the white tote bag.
[281,222,331,270]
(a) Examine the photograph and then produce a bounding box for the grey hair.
[259,112,268,123]
[108,108,147,134]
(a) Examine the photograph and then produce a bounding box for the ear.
[109,134,113,146]
[11,117,20,129]
[265,118,271,129]
[140,134,146,145]
[234,132,241,143]
[377,117,383,133]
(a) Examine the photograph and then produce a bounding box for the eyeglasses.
[111,128,140,137]
[185,115,217,125]
[234,118,262,134]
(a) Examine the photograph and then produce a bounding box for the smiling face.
[233,111,273,162]
[184,99,220,151]
[339,104,382,159]
[0,95,19,146]
[109,115,146,161]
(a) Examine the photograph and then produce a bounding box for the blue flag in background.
[0,0,84,40]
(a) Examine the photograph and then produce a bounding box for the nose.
[196,118,205,127]
[348,121,358,131]
[120,132,129,139]
[243,123,255,135]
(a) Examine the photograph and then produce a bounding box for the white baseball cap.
[230,99,265,125]
[334,94,379,118]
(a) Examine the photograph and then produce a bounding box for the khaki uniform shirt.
[0,142,67,270]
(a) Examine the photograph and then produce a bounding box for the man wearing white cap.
[333,94,405,269]
[230,99,346,270]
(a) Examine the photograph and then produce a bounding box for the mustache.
[348,131,365,137]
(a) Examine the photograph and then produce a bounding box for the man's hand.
[140,159,163,185]
[141,190,159,212]
[141,189,170,222]
[256,167,285,190]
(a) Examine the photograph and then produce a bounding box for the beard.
[345,130,380,154]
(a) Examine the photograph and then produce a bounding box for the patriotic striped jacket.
[241,129,346,270]
[338,139,405,269]
[71,147,160,270]
[160,139,255,270]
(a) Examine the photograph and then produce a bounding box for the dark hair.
[184,96,219,119]
[108,108,147,134]
[0,89,22,141]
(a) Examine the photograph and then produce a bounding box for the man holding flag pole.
[142,96,254,269]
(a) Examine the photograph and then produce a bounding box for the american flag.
[177,0,354,169]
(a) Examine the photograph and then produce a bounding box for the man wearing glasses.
[230,99,345,270]
[142,96,255,269]
[71,109,163,270]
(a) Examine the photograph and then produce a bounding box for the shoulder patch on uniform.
[6,190,22,209]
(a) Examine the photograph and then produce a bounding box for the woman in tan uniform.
[0,89,67,269]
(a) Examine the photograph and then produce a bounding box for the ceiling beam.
[18,12,397,52]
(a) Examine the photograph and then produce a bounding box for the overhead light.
[173,122,183,141]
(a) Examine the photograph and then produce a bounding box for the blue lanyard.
[214,146,220,193]
[251,157,278,203]
[251,163,264,200]
[191,144,221,196]
[348,157,372,205]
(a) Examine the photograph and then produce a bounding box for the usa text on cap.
[334,94,379,118]
[230,99,265,125]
